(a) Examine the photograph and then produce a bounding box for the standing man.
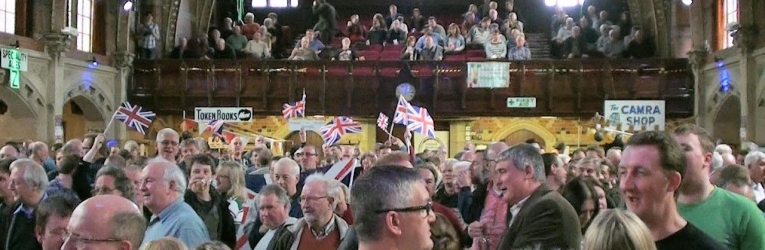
[494,144,582,249]
[352,166,436,250]
[34,195,79,250]
[252,185,299,249]
[673,125,765,250]
[312,0,338,44]
[135,13,160,59]
[155,128,180,164]
[140,160,210,248]
[61,195,147,250]
[184,155,236,248]
[619,130,723,249]
[6,159,49,250]
[744,151,765,203]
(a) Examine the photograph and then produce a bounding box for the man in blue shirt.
[140,159,210,249]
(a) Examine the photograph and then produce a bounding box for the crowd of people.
[1,122,765,250]
[147,0,655,62]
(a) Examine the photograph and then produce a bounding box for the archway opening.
[62,96,107,141]
[0,87,38,144]
[285,130,325,159]
[504,129,546,148]
[712,95,741,145]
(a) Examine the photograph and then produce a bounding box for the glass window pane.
[82,18,91,33]
[83,35,91,52]
[271,0,288,7]
[83,0,91,17]
[290,0,298,7]
[3,14,13,34]
[252,0,267,7]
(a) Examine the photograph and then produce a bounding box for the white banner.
[195,107,253,133]
[467,62,510,88]
[288,118,326,132]
[1,48,28,71]
[605,100,666,131]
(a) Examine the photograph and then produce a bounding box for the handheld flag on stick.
[320,116,362,146]
[207,120,225,134]
[377,113,391,135]
[112,102,155,134]
[405,105,436,139]
[282,90,306,119]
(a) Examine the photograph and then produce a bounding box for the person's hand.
[189,178,210,194]
[347,21,353,27]
[455,170,471,188]
[93,134,106,148]
[366,40,371,45]
[467,222,485,238]
[299,127,307,143]
[393,39,399,45]
[465,141,475,151]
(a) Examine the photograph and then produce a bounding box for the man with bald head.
[155,128,180,163]
[140,159,209,248]
[0,145,19,160]
[61,195,147,250]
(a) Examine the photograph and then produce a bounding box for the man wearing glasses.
[272,174,350,249]
[295,145,320,172]
[61,195,146,250]
[93,166,134,202]
[351,165,436,250]
[155,128,180,164]
[6,159,49,250]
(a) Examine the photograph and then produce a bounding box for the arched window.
[0,0,16,34]
[717,0,738,49]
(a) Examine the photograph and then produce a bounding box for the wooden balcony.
[130,58,694,118]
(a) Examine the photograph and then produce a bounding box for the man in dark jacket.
[312,0,338,44]
[5,159,50,250]
[184,155,236,248]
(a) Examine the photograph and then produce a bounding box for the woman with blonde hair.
[583,209,656,250]
[142,237,189,250]
[215,161,252,229]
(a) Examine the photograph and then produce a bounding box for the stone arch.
[0,76,46,142]
[712,95,741,144]
[491,120,557,151]
[63,83,113,122]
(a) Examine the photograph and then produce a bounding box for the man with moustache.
[619,131,723,249]
[494,144,581,249]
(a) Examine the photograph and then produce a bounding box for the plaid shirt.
[137,23,159,49]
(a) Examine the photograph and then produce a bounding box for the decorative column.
[110,51,134,141]
[43,32,74,143]
[687,49,708,128]
[733,25,760,143]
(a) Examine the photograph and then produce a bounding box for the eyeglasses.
[62,229,123,249]
[295,152,317,157]
[300,195,329,203]
[375,201,433,218]
[92,187,115,196]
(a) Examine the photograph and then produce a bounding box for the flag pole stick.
[103,110,117,135]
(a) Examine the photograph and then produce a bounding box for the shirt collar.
[14,193,47,219]
[151,199,184,223]
[309,215,337,239]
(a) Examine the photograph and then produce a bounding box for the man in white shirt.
[253,184,298,250]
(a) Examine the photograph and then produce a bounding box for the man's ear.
[34,226,43,243]
[385,212,403,236]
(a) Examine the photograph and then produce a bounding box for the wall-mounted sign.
[604,100,665,131]
[507,97,537,108]
[194,107,253,122]
[467,62,511,88]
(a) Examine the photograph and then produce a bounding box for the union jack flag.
[114,102,155,134]
[393,95,414,125]
[406,105,436,138]
[320,116,362,146]
[206,120,225,134]
[282,92,306,119]
[377,113,389,132]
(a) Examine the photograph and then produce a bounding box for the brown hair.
[431,213,460,250]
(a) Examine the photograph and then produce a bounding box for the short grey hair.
[497,143,546,182]
[123,140,139,152]
[715,144,733,155]
[260,184,291,210]
[29,142,47,155]
[148,158,187,197]
[745,151,765,168]
[351,166,422,242]
[10,159,49,191]
[304,173,341,208]
[274,157,300,176]
[156,128,179,142]
[711,152,723,171]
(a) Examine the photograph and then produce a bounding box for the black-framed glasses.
[374,201,433,218]
[295,152,317,157]
[62,229,123,249]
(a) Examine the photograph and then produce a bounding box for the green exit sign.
[507,97,537,108]
[9,69,19,89]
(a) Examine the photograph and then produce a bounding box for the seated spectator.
[598,10,613,28]
[468,17,492,45]
[484,33,507,59]
[505,28,523,48]
[385,4,402,28]
[552,17,574,58]
[618,11,633,39]
[334,38,358,61]
[624,28,655,58]
[444,23,465,54]
[461,12,477,37]
[244,31,271,59]
[208,29,222,51]
[583,209,657,250]
[564,26,590,59]
[396,16,409,35]
[596,24,611,53]
[419,36,444,61]
[427,16,447,39]
[241,13,261,40]
[293,29,325,53]
[170,38,188,59]
[401,36,419,60]
[410,8,427,32]
[346,14,367,43]
[415,27,445,51]
[226,26,248,55]
[213,39,237,60]
[508,35,531,60]
[601,29,625,58]
[579,17,599,50]
[507,12,523,33]
[586,5,599,29]
[550,6,569,38]
[289,37,320,61]
[367,16,388,46]
[387,20,406,45]
[220,17,234,40]
[488,9,503,26]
